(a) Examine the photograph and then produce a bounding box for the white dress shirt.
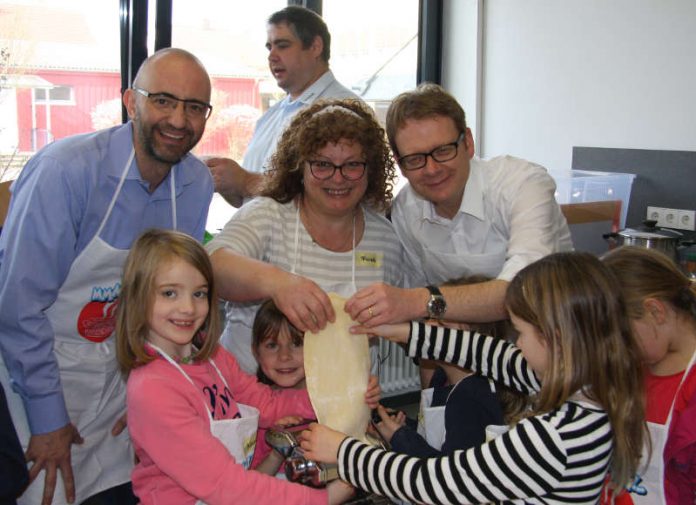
[392,155,573,287]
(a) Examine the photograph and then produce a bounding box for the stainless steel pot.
[604,220,683,261]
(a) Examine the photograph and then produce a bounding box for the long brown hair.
[261,99,395,213]
[505,252,645,490]
[602,245,696,326]
[116,229,220,374]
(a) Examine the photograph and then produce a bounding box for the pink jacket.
[127,345,326,505]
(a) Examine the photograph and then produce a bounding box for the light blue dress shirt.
[0,122,213,433]
[242,70,360,174]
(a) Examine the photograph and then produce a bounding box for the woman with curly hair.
[207,99,404,374]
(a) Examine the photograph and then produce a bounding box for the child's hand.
[327,479,355,505]
[299,423,347,465]
[365,374,381,409]
[371,404,405,444]
[350,322,410,344]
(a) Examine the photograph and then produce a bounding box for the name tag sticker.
[356,252,382,268]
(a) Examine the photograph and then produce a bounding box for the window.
[323,0,419,126]
[0,0,120,160]
[34,85,74,104]
[1,1,423,231]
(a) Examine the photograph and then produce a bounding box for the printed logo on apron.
[76,290,120,343]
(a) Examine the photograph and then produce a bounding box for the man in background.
[207,5,360,207]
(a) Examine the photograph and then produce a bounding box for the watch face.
[428,296,447,317]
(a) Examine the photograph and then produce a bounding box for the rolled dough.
[304,293,371,442]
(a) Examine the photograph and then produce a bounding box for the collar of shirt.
[422,158,485,224]
[284,69,337,107]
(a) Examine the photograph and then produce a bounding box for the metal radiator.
[377,339,420,396]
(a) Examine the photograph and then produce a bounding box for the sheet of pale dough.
[304,293,370,442]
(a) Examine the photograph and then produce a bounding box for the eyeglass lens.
[309,161,366,180]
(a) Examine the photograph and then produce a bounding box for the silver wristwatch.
[426,285,447,319]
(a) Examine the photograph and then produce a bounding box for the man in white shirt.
[345,83,572,325]
[207,5,359,207]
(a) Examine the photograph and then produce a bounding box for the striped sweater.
[337,322,613,504]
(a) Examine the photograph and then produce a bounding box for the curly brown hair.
[261,99,395,213]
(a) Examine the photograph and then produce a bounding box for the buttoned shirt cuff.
[25,392,70,435]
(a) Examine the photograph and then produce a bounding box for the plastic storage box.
[553,170,636,228]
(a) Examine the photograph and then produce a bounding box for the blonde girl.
[603,246,696,504]
[116,229,352,505]
[300,252,646,504]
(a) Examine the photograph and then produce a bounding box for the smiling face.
[302,139,368,218]
[266,21,325,99]
[125,51,211,169]
[510,312,549,379]
[254,324,306,389]
[394,116,474,219]
[147,257,209,360]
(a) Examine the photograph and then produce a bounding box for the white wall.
[443,0,696,174]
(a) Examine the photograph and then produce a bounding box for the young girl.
[116,229,353,505]
[603,246,696,504]
[300,252,646,504]
[250,299,307,475]
[250,299,381,476]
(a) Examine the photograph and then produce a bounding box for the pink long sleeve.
[127,347,326,505]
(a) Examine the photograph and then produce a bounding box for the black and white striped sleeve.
[336,402,612,505]
[406,321,540,395]
[338,418,565,504]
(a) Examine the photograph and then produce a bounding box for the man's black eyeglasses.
[134,88,213,119]
[397,132,465,171]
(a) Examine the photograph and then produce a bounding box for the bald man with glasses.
[345,83,572,333]
[0,48,214,505]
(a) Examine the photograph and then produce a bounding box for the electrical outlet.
[663,208,678,228]
[646,207,663,221]
[646,206,696,230]
[678,209,696,231]
[647,206,666,226]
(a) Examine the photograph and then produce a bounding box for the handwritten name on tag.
[356,252,382,268]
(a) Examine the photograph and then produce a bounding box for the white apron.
[0,149,177,504]
[420,220,506,285]
[149,344,259,505]
[629,349,696,504]
[293,204,383,376]
[415,379,465,451]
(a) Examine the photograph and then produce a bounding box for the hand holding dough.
[304,293,371,442]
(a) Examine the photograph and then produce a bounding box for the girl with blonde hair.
[116,229,353,504]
